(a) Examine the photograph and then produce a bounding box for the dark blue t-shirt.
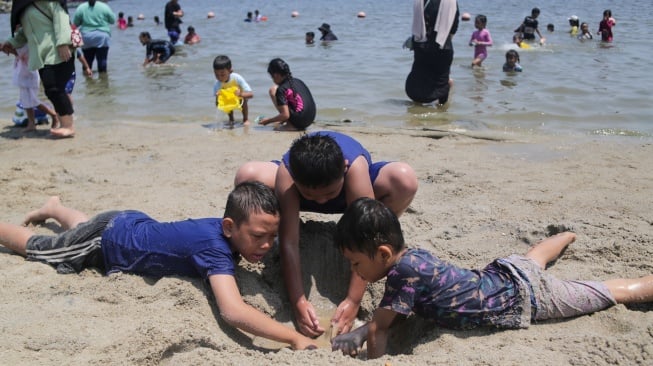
[282,131,372,213]
[101,211,234,279]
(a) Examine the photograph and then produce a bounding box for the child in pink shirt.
[469,14,493,67]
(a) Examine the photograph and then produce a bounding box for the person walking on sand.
[10,43,60,132]
[2,0,77,138]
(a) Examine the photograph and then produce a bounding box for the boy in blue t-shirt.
[331,198,653,359]
[0,182,316,351]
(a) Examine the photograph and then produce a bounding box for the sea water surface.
[1,0,651,139]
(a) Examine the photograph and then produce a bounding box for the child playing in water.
[0,183,318,351]
[502,50,522,72]
[568,15,579,35]
[139,32,176,65]
[512,34,530,49]
[597,9,616,42]
[305,31,315,45]
[212,55,253,126]
[258,58,316,131]
[117,12,127,30]
[331,198,653,359]
[184,26,201,45]
[469,14,493,68]
[578,22,593,41]
[514,7,545,44]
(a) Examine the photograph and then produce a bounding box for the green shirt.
[6,1,72,71]
[72,1,116,35]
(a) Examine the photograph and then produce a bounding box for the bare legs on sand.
[0,197,88,256]
[526,232,653,304]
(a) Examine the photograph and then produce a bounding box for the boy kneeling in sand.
[0,182,317,350]
[331,198,653,359]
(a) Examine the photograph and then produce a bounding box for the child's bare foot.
[22,196,62,226]
[51,116,61,129]
[243,119,251,126]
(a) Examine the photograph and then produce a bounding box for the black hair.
[213,55,232,70]
[531,7,540,16]
[288,133,345,188]
[336,198,405,258]
[268,58,301,111]
[267,58,291,78]
[603,9,612,18]
[306,31,315,37]
[224,181,280,226]
[188,26,195,33]
[475,14,487,26]
[119,12,124,17]
[139,31,151,40]
[506,49,520,63]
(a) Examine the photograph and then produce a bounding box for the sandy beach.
[1,122,651,365]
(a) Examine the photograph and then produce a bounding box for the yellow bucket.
[216,86,243,113]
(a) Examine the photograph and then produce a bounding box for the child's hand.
[469,41,476,46]
[331,297,360,335]
[331,325,367,356]
[292,335,319,351]
[255,116,267,125]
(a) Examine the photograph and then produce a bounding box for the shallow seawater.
[1,0,651,140]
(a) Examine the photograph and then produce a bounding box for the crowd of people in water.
[1,0,618,137]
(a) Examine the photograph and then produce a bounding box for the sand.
[1,121,651,365]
